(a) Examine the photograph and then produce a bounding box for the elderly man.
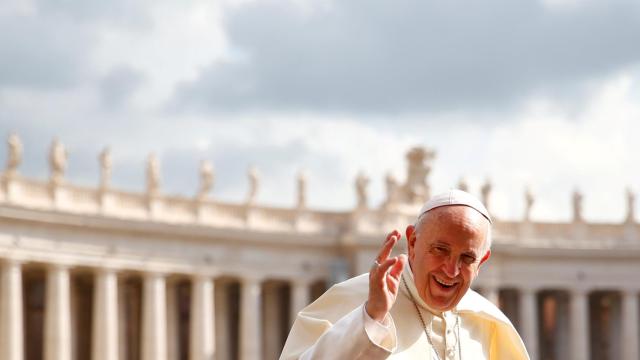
[280,190,529,359]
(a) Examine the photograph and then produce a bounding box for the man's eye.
[432,246,447,255]
[462,255,476,265]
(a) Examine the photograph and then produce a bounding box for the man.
[280,190,529,359]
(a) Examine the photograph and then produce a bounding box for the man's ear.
[478,249,491,267]
[406,225,416,261]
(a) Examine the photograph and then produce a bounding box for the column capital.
[191,270,219,281]
[239,274,264,285]
[142,271,167,280]
[480,284,498,291]
[569,286,591,296]
[94,267,119,275]
[622,288,640,296]
[519,285,541,295]
[290,277,314,287]
[45,262,73,271]
[0,258,24,267]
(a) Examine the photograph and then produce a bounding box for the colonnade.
[479,285,639,360]
[3,257,638,360]
[0,259,321,360]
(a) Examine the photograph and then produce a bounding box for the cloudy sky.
[1,0,639,222]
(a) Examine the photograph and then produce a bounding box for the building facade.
[0,137,639,360]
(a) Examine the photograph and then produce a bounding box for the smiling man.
[280,190,529,359]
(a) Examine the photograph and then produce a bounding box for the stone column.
[622,290,639,360]
[44,264,72,360]
[519,287,538,360]
[240,277,262,360]
[92,268,119,360]
[142,272,167,360]
[190,275,215,360]
[290,279,310,326]
[0,260,24,360]
[569,288,589,360]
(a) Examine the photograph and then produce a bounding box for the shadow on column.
[215,278,240,360]
[23,267,45,360]
[309,279,327,303]
[118,274,142,360]
[167,277,192,360]
[261,280,291,360]
[590,291,622,360]
[537,290,569,360]
[71,270,94,360]
[498,288,520,332]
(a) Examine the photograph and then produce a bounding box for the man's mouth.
[433,275,457,289]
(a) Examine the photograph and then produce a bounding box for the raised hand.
[365,230,407,322]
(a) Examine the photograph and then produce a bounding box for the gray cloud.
[100,66,145,110]
[0,1,150,90]
[0,16,91,89]
[34,0,150,26]
[171,0,640,115]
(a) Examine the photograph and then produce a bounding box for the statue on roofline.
[197,160,214,199]
[6,133,22,176]
[49,138,67,184]
[147,153,160,195]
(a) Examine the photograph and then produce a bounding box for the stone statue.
[355,171,369,209]
[572,189,583,223]
[457,178,469,192]
[403,147,436,203]
[197,160,214,199]
[99,147,112,189]
[146,153,160,195]
[481,178,492,211]
[384,172,398,207]
[6,133,22,176]
[524,186,535,221]
[295,170,307,209]
[49,138,67,184]
[626,187,635,223]
[247,166,259,205]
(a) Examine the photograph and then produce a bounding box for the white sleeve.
[298,303,397,360]
[362,305,397,352]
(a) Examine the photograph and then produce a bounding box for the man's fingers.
[388,254,407,279]
[386,273,400,294]
[372,257,397,283]
[376,230,401,263]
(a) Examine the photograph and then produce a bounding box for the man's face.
[406,206,491,312]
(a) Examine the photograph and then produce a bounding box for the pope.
[280,189,530,359]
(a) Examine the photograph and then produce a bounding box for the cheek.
[462,267,477,282]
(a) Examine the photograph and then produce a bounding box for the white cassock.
[280,265,529,360]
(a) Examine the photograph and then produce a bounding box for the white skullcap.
[418,189,492,224]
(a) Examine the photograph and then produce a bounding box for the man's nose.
[442,256,460,278]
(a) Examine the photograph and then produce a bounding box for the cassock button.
[447,348,455,358]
